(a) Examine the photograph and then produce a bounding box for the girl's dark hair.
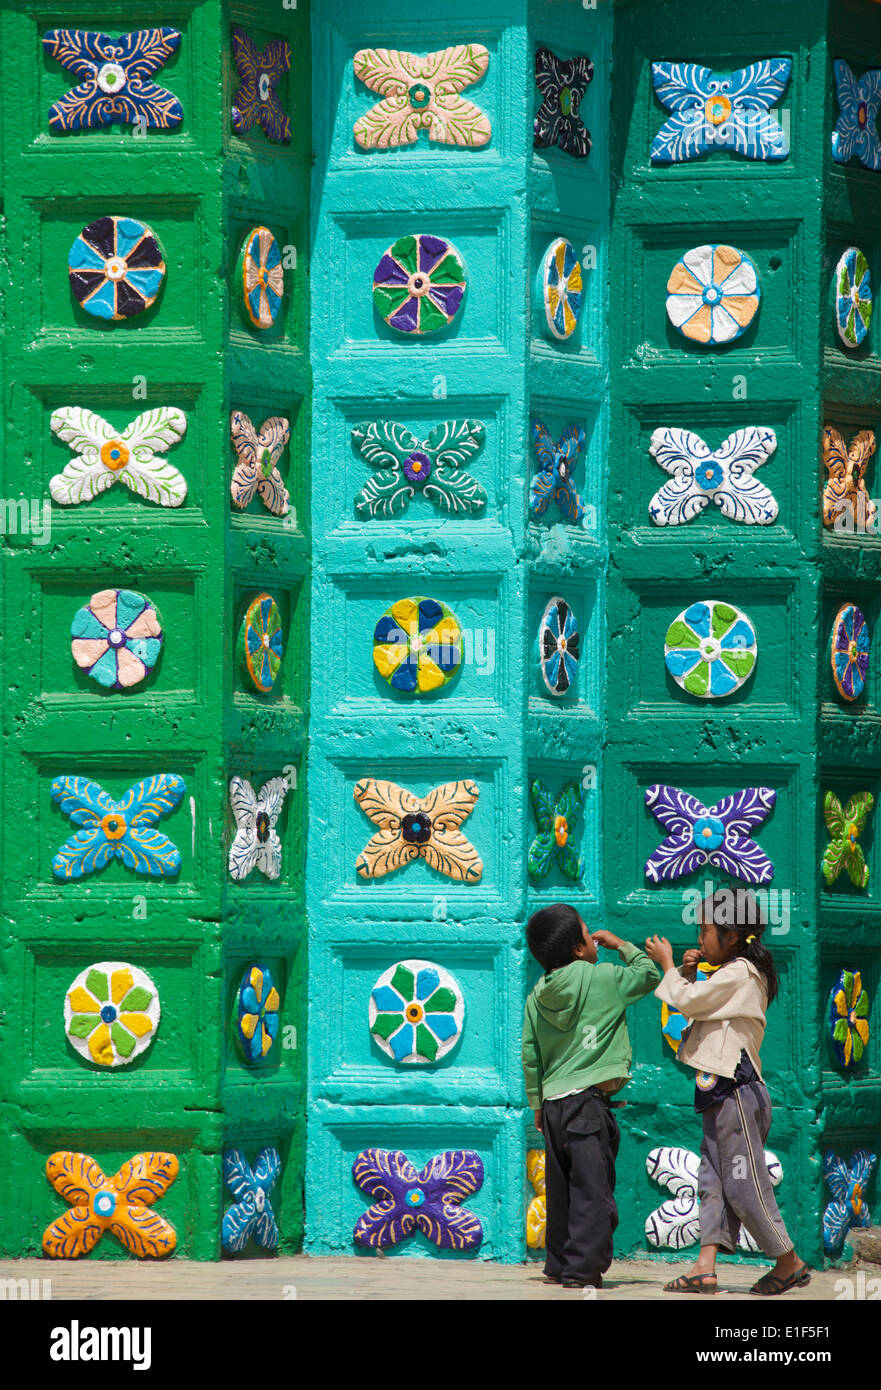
[702,886,779,1005]
[526,902,584,973]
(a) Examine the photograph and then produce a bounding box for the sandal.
[750,1264,810,1296]
[664,1272,717,1293]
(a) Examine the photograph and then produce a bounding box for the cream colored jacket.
[654,958,768,1080]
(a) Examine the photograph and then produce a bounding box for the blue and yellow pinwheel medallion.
[661,964,716,1053]
[539,237,583,341]
[373,596,462,695]
[234,964,280,1063]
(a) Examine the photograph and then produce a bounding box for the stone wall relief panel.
[615,400,800,546]
[326,209,509,353]
[30,196,200,342]
[321,569,506,717]
[36,568,200,705]
[611,763,795,914]
[314,757,509,919]
[22,756,204,901]
[530,213,603,362]
[32,20,197,152]
[312,937,510,1098]
[617,221,798,366]
[335,396,508,532]
[620,578,798,719]
[32,384,206,528]
[525,760,599,907]
[329,25,504,169]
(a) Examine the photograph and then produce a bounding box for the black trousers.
[541,1088,620,1282]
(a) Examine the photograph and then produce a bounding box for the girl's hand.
[534,1108,543,1133]
[592,929,624,952]
[645,934,675,972]
[681,948,702,980]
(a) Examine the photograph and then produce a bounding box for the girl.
[645,888,809,1296]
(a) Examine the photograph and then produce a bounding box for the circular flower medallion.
[539,596,580,695]
[403,450,431,483]
[540,237,583,340]
[402,811,432,844]
[237,225,284,329]
[666,244,760,345]
[93,1190,117,1218]
[829,969,870,1068]
[68,216,166,321]
[373,596,463,695]
[372,234,466,335]
[705,93,733,125]
[237,593,284,694]
[97,62,127,94]
[235,964,280,1063]
[369,959,465,1064]
[831,603,870,702]
[664,600,757,699]
[64,961,160,1068]
[835,247,873,349]
[70,588,163,690]
[692,815,725,851]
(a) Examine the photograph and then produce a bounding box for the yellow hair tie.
[746,934,756,944]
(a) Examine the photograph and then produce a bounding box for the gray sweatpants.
[698,1077,793,1257]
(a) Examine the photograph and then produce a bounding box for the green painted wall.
[0,0,308,1259]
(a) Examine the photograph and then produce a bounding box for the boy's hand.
[681,948,702,980]
[592,929,624,952]
[644,934,675,972]
[534,1108,543,1133]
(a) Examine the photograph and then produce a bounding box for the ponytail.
[703,887,779,1005]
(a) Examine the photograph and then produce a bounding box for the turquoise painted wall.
[307,0,610,1261]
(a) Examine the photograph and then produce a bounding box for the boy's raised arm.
[593,929,662,1004]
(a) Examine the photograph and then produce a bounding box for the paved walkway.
[0,1255,852,1300]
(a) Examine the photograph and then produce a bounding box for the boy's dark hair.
[527,902,584,973]
[702,886,779,1005]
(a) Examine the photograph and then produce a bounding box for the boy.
[522,903,661,1287]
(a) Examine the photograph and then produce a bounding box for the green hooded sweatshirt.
[522,942,661,1108]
